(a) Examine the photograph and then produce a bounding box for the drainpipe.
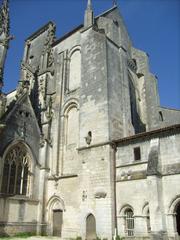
[111,142,118,239]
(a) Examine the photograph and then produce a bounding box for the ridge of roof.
[113,124,180,144]
[52,6,118,47]
[25,21,55,42]
[95,5,118,19]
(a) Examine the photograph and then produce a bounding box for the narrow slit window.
[134,147,141,161]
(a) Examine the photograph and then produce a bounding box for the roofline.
[95,5,118,19]
[6,89,16,95]
[113,124,180,144]
[52,24,83,47]
[52,6,118,47]
[160,106,180,112]
[25,21,55,42]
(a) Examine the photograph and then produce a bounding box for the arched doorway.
[176,203,180,235]
[47,196,65,237]
[86,214,96,240]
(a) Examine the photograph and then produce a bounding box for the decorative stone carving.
[39,77,46,97]
[47,48,54,67]
[0,91,6,118]
[42,23,56,55]
[39,134,45,148]
[85,131,92,145]
[6,144,31,167]
[45,96,54,121]
[94,191,107,199]
[0,0,9,36]
[127,58,137,73]
[82,190,87,201]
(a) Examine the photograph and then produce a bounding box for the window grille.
[1,144,31,196]
[125,209,134,236]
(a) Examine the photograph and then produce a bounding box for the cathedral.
[0,0,180,239]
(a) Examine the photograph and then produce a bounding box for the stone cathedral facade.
[0,0,180,239]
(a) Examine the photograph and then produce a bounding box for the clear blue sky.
[2,0,180,109]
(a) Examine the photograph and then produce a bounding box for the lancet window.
[1,144,31,196]
[125,208,134,236]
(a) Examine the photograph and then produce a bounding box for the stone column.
[134,215,148,237]
[147,176,167,240]
[166,213,178,240]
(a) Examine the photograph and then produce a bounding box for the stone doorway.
[86,214,96,240]
[176,204,180,236]
[53,209,63,236]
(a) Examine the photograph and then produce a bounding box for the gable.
[0,93,41,161]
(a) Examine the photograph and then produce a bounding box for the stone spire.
[0,0,12,90]
[84,0,94,28]
[113,0,118,6]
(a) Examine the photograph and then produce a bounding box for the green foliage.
[76,237,82,240]
[115,235,124,240]
[96,237,101,240]
[14,232,35,238]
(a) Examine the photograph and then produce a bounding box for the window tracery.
[1,144,31,195]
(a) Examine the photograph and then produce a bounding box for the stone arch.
[86,213,96,240]
[46,195,65,236]
[168,195,180,214]
[68,45,81,58]
[68,46,81,91]
[119,204,134,237]
[62,98,79,116]
[142,202,149,215]
[119,204,134,215]
[62,100,79,147]
[2,139,39,166]
[168,195,180,236]
[0,141,35,196]
[142,202,151,233]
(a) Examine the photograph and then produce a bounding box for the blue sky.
[2,0,180,109]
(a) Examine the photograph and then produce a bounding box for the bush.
[115,235,124,240]
[76,237,82,240]
[14,232,35,238]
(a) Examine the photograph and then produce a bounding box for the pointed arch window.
[125,208,134,236]
[69,49,81,91]
[1,144,31,196]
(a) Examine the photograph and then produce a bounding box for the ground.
[1,237,61,240]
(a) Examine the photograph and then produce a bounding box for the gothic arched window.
[69,49,81,91]
[66,106,79,146]
[1,144,31,196]
[125,208,134,236]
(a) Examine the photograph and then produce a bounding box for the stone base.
[150,232,168,240]
[0,222,38,237]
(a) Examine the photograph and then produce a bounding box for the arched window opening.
[1,144,31,196]
[86,214,96,240]
[125,208,134,236]
[176,203,180,235]
[69,50,81,91]
[159,111,164,121]
[66,107,79,146]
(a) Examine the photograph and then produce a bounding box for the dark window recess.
[25,112,30,118]
[159,111,163,121]
[134,147,141,161]
[113,20,119,26]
